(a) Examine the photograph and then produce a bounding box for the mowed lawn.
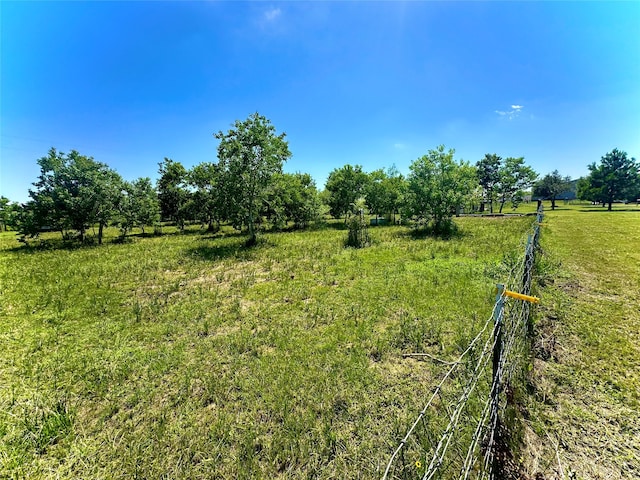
[0,217,532,479]
[526,203,640,479]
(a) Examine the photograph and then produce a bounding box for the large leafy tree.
[157,158,190,229]
[476,153,502,213]
[264,172,320,230]
[215,112,291,245]
[383,165,407,223]
[188,162,225,231]
[364,169,389,219]
[496,157,538,212]
[533,170,571,210]
[27,148,123,243]
[325,164,370,222]
[403,145,476,232]
[0,197,20,231]
[364,166,407,222]
[581,149,639,210]
[116,177,160,237]
[576,176,605,205]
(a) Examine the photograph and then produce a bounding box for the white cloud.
[496,104,524,120]
[264,7,281,22]
[394,143,406,149]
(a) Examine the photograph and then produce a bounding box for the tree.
[582,149,639,211]
[157,158,190,230]
[0,197,20,231]
[188,162,225,231]
[364,169,388,219]
[14,202,42,242]
[95,168,124,244]
[383,166,407,223]
[27,148,123,243]
[496,157,538,213]
[325,164,370,222]
[264,172,320,230]
[533,170,571,210]
[476,154,502,213]
[215,112,291,245]
[131,177,160,232]
[116,177,160,237]
[403,145,476,232]
[364,166,407,222]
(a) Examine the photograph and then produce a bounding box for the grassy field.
[0,216,533,479]
[525,203,640,479]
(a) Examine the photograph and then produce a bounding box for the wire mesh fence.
[383,206,544,480]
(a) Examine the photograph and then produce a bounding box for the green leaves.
[581,148,640,209]
[404,145,476,232]
[26,148,123,242]
[214,112,291,242]
[476,154,538,213]
[533,170,572,210]
[325,164,369,221]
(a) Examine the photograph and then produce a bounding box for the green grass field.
[0,215,533,479]
[2,202,638,479]
[525,203,640,479]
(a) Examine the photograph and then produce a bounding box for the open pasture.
[1,217,533,478]
[526,203,640,479]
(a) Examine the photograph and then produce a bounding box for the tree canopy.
[403,145,476,232]
[495,157,538,213]
[325,164,369,221]
[215,112,291,245]
[26,148,123,244]
[0,197,20,232]
[364,166,406,222]
[476,153,502,213]
[533,170,571,210]
[579,149,639,210]
[157,158,190,230]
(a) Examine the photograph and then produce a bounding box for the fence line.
[382,206,544,480]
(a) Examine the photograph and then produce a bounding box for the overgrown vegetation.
[0,216,532,478]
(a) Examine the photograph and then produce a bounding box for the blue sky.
[1,1,639,203]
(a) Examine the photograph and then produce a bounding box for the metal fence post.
[490,284,505,480]
[534,206,544,250]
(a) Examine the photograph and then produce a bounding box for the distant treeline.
[1,113,638,242]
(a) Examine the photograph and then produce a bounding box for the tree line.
[1,113,638,242]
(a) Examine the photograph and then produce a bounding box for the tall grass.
[0,217,532,478]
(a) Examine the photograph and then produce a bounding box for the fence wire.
[383,207,543,480]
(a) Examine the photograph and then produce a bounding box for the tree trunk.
[608,201,613,211]
[551,198,556,210]
[98,222,104,245]
[489,200,493,214]
[247,211,256,245]
[499,201,505,213]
